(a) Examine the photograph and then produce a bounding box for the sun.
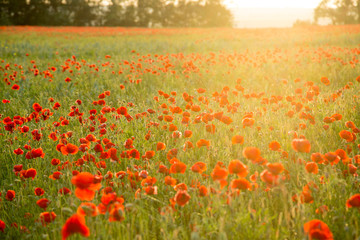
[223,0,322,9]
[101,0,110,6]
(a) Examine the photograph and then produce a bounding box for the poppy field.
[1,26,360,240]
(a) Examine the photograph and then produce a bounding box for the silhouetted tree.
[315,0,358,24]
[103,0,123,26]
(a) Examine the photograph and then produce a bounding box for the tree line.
[0,0,233,27]
[315,0,360,24]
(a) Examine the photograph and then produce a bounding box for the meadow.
[1,25,360,240]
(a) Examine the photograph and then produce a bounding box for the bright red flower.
[346,194,360,208]
[174,190,191,207]
[34,187,45,196]
[303,219,333,240]
[71,172,101,201]
[0,220,5,232]
[5,190,15,201]
[61,214,90,240]
[36,198,50,210]
[39,212,56,226]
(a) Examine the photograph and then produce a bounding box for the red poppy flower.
[303,219,333,240]
[34,187,45,196]
[36,198,50,210]
[174,190,191,207]
[228,160,248,177]
[71,172,102,201]
[291,139,311,153]
[5,190,15,201]
[40,212,56,226]
[61,143,79,155]
[11,84,20,90]
[61,214,90,240]
[346,194,360,208]
[0,220,5,232]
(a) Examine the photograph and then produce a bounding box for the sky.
[223,0,323,9]
[100,0,326,28]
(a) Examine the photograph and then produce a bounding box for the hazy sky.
[101,0,323,8]
[223,0,323,8]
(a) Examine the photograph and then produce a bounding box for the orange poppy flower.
[230,178,251,191]
[228,160,248,177]
[158,165,169,175]
[128,149,140,159]
[170,161,187,174]
[231,135,244,145]
[144,150,155,159]
[266,163,284,175]
[196,139,210,148]
[77,202,98,217]
[174,190,191,207]
[183,141,194,151]
[268,141,281,151]
[348,164,357,174]
[321,77,330,86]
[60,143,79,155]
[300,190,314,204]
[291,139,311,153]
[220,115,233,125]
[311,153,324,164]
[156,142,166,151]
[242,147,261,161]
[190,162,207,173]
[211,165,228,181]
[345,121,356,129]
[109,203,125,222]
[184,130,193,138]
[197,88,206,93]
[117,106,127,115]
[164,176,177,186]
[303,219,333,240]
[335,149,350,164]
[39,212,56,226]
[198,185,208,197]
[108,148,119,161]
[164,115,174,122]
[174,183,187,191]
[346,194,360,208]
[305,162,318,174]
[315,205,329,215]
[205,124,216,134]
[324,152,340,166]
[61,214,90,240]
[339,130,354,142]
[71,172,102,201]
[191,105,201,112]
[242,118,255,128]
[260,170,279,186]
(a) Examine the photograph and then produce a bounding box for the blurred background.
[0,0,359,28]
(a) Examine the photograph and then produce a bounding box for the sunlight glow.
[223,0,322,9]
[101,0,110,6]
